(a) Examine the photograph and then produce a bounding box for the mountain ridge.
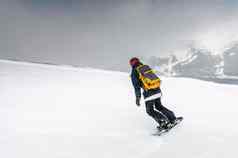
[146,42,238,84]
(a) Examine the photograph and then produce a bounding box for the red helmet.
[129,57,140,67]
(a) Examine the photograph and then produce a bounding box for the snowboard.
[153,117,183,136]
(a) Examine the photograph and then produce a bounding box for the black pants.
[145,98,176,125]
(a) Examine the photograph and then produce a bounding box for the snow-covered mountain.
[172,48,221,78]
[1,59,238,158]
[150,44,238,82]
[146,55,178,76]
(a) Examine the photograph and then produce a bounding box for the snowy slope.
[1,59,238,158]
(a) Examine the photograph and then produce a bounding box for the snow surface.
[1,59,238,158]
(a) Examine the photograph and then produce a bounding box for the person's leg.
[154,98,176,123]
[145,100,167,125]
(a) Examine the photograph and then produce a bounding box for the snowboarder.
[129,57,179,130]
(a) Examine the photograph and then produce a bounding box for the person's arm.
[131,69,141,106]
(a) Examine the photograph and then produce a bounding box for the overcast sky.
[1,0,238,71]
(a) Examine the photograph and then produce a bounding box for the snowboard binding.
[154,117,183,136]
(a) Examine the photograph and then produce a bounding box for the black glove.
[136,97,141,106]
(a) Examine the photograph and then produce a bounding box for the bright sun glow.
[195,26,238,54]
[197,32,228,54]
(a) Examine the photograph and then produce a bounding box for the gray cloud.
[0,0,238,71]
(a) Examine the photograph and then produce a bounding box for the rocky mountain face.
[223,43,238,76]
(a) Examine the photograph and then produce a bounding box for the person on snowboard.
[129,57,179,130]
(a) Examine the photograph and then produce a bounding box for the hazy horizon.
[1,0,238,71]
